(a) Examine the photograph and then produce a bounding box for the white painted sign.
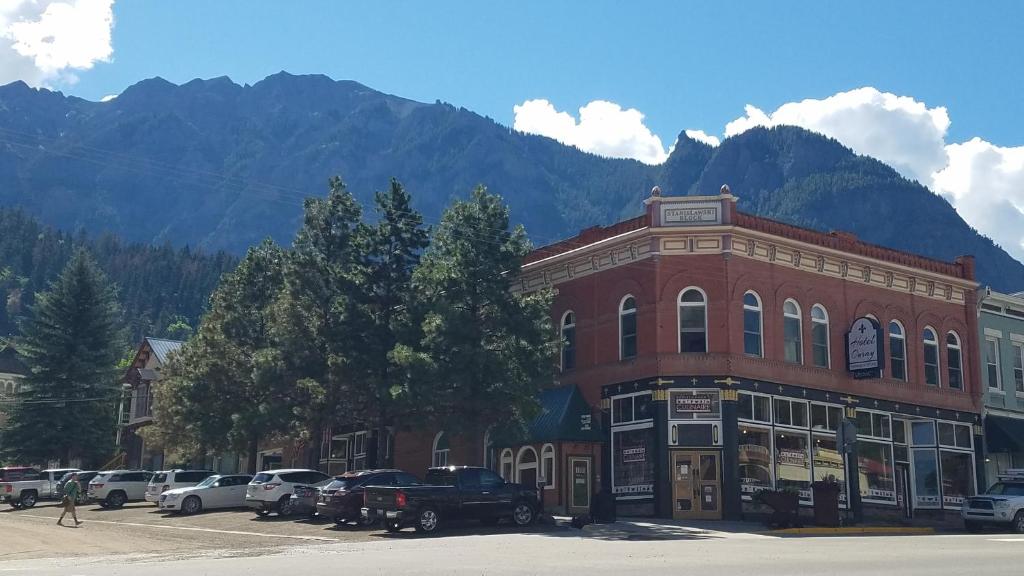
[661,201,721,226]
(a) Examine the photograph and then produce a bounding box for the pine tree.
[410,186,556,441]
[2,249,126,467]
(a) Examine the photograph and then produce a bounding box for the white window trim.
[772,397,809,430]
[856,408,893,441]
[1012,342,1024,396]
[946,331,963,389]
[610,391,654,426]
[857,438,897,505]
[923,326,941,387]
[610,424,654,500]
[738,422,774,500]
[811,304,830,369]
[677,286,708,353]
[743,291,764,358]
[560,311,576,373]
[500,448,514,481]
[515,446,539,486]
[540,443,556,489]
[986,336,1002,392]
[809,401,844,432]
[783,299,803,365]
[889,320,908,381]
[737,390,773,425]
[619,295,637,360]
[432,431,450,468]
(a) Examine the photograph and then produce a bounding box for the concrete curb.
[765,526,936,536]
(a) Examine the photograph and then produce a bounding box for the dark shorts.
[63,497,76,513]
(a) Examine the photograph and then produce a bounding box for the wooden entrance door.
[671,450,722,520]
[568,457,592,512]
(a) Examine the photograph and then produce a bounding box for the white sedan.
[159,474,253,515]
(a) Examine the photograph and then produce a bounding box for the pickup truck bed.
[363,466,539,534]
[0,469,79,509]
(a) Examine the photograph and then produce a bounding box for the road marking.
[988,538,1024,542]
[15,513,340,542]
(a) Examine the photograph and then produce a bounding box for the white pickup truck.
[962,469,1024,533]
[0,468,80,509]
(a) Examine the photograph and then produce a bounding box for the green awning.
[986,415,1024,453]
[492,385,603,447]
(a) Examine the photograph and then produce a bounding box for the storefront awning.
[492,385,603,447]
[986,414,1024,453]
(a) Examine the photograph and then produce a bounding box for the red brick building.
[516,186,982,523]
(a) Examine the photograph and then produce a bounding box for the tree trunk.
[247,436,259,474]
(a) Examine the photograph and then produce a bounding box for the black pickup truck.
[362,466,540,534]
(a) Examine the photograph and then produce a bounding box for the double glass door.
[671,450,721,520]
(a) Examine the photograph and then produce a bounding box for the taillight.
[161,485,170,493]
[3,485,10,493]
[263,482,281,491]
[395,490,407,508]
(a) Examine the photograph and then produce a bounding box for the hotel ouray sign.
[845,317,884,379]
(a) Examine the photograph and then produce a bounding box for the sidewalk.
[550,516,936,540]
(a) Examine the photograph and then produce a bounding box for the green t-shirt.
[64,480,80,501]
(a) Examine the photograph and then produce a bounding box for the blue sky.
[2,1,1024,260]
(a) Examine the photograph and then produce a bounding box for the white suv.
[962,470,1024,533]
[88,470,153,508]
[145,470,215,503]
[246,469,329,517]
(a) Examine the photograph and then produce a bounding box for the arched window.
[482,427,494,470]
[560,311,576,372]
[500,448,514,481]
[743,292,763,357]
[783,299,803,364]
[541,444,555,489]
[516,446,539,487]
[619,296,637,360]
[923,327,940,386]
[811,304,830,368]
[432,431,450,467]
[947,332,963,389]
[889,321,907,381]
[678,288,707,353]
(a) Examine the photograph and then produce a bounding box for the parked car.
[962,469,1024,533]
[159,474,254,515]
[362,466,539,534]
[145,469,215,503]
[88,470,154,508]
[57,471,99,504]
[245,469,330,517]
[0,467,39,483]
[317,469,421,526]
[288,478,333,518]
[0,468,79,509]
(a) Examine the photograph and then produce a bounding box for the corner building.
[519,187,983,524]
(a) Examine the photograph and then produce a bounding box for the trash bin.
[811,480,842,527]
[590,486,617,524]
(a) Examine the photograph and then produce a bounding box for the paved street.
[2,501,1023,576]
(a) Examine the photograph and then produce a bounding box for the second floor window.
[889,321,907,381]
[678,288,707,353]
[1013,343,1024,393]
[923,328,940,386]
[783,299,803,364]
[811,304,830,368]
[743,292,763,357]
[986,337,1001,390]
[561,311,576,371]
[619,296,637,360]
[946,332,963,390]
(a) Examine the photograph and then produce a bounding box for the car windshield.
[252,473,275,483]
[90,474,109,483]
[424,470,457,486]
[196,476,219,488]
[986,482,1024,496]
[326,478,360,491]
[152,473,168,483]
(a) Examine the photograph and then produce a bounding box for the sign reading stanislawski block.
[846,317,884,379]
[661,201,721,226]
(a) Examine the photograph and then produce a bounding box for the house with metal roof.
[117,337,184,470]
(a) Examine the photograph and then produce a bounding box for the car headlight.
[993,500,1011,509]
[165,493,180,501]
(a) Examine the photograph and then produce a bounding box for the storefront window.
[738,425,772,498]
[940,450,974,506]
[612,427,656,497]
[612,393,652,424]
[811,403,842,432]
[857,440,895,503]
[912,421,936,446]
[774,398,808,428]
[738,392,771,423]
[856,410,891,439]
[912,448,941,508]
[774,431,811,502]
[812,434,847,504]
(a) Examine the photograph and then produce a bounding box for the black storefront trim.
[985,414,1024,453]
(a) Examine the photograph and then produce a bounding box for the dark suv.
[316,469,420,526]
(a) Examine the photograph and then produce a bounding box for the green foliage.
[1,250,126,467]
[409,186,556,435]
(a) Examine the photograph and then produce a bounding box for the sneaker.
[56,520,63,525]
[75,520,82,525]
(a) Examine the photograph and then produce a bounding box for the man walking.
[57,472,82,526]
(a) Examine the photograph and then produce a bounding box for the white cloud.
[99,93,116,102]
[719,87,1024,263]
[684,129,720,147]
[0,0,115,87]
[513,99,670,165]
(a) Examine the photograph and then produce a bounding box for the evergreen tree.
[410,186,556,440]
[2,249,126,467]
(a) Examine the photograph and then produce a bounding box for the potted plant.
[754,487,802,529]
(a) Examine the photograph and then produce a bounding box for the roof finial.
[720,184,732,196]
[651,185,662,197]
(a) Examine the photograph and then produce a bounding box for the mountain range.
[0,72,1021,291]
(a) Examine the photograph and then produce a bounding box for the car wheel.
[19,492,37,508]
[181,496,202,516]
[333,515,348,526]
[512,501,536,527]
[277,496,294,517]
[357,514,376,528]
[255,506,271,517]
[384,520,402,533]
[107,491,126,509]
[964,520,983,533]
[1013,511,1024,534]
[414,507,441,534]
